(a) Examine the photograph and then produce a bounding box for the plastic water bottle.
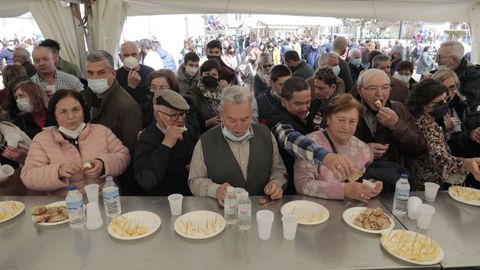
[392,174,410,216]
[66,185,86,229]
[237,191,251,230]
[102,176,121,217]
[224,186,237,224]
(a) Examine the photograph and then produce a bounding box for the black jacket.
[455,59,480,112]
[134,123,198,196]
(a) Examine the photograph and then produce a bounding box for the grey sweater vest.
[201,124,273,195]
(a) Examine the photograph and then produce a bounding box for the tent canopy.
[3,0,480,22]
[1,0,480,63]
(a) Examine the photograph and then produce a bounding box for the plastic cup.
[417,204,435,230]
[407,196,422,220]
[282,215,298,240]
[168,194,183,215]
[256,210,274,240]
[86,202,104,230]
[5,133,21,147]
[424,182,440,202]
[84,184,99,203]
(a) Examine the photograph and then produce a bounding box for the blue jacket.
[155,47,177,72]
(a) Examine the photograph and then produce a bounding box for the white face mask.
[88,78,110,94]
[16,97,32,113]
[123,56,139,70]
[331,65,341,76]
[185,66,198,77]
[58,122,86,139]
[350,58,361,67]
[393,71,411,84]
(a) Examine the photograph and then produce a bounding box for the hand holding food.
[83,159,104,178]
[58,162,82,179]
[376,107,399,129]
[162,125,185,148]
[264,181,283,200]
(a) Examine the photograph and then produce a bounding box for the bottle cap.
[68,185,77,191]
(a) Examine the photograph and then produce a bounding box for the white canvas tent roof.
[2,0,480,63]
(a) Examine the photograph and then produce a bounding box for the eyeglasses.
[157,110,186,121]
[446,84,458,92]
[362,84,391,92]
[435,55,452,61]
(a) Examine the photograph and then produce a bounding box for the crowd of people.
[1,34,479,206]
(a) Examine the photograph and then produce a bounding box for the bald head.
[119,41,139,61]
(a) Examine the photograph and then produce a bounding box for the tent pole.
[470,4,480,64]
[70,3,87,74]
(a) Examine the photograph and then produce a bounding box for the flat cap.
[154,89,190,111]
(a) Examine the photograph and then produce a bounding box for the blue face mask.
[221,125,252,142]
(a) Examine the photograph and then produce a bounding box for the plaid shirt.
[363,109,378,137]
[272,122,329,165]
[31,69,84,91]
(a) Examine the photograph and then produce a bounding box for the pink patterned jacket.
[294,130,373,199]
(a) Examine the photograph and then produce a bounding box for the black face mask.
[431,103,449,118]
[207,55,221,62]
[202,76,219,88]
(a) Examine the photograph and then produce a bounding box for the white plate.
[33,201,69,226]
[448,186,480,206]
[174,210,226,239]
[343,207,394,234]
[108,211,161,240]
[381,230,444,265]
[280,200,329,225]
[0,201,25,224]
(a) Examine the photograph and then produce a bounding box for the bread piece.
[31,205,48,216]
[179,126,188,132]
[82,162,93,169]
[347,170,362,182]
[374,99,383,109]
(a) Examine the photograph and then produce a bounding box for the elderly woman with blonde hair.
[432,69,478,158]
[294,94,382,202]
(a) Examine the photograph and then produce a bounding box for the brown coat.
[355,100,426,166]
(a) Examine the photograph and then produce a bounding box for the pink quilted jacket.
[21,123,130,196]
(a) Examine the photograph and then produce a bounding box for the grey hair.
[440,41,464,60]
[357,68,390,88]
[220,86,253,108]
[317,52,338,68]
[348,48,361,58]
[87,50,114,69]
[372,54,390,68]
[14,47,30,58]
